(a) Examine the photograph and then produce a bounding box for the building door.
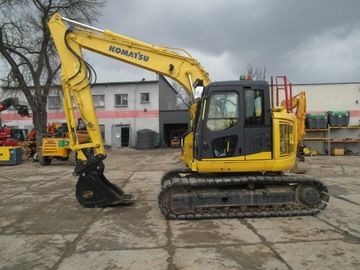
[111,124,130,147]
[121,126,130,147]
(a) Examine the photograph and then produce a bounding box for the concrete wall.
[289,82,360,154]
[158,75,177,111]
[291,82,360,126]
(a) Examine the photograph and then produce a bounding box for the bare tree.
[246,62,266,80]
[0,0,106,135]
[172,81,192,110]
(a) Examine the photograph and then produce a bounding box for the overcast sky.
[85,0,360,84]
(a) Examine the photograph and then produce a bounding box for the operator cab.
[193,80,272,160]
[11,129,28,142]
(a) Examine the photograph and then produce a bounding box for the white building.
[290,82,360,154]
[291,82,360,125]
[0,75,183,147]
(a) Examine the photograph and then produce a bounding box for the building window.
[48,96,61,109]
[93,95,105,107]
[114,94,128,107]
[140,92,150,103]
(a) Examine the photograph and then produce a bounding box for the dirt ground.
[0,148,359,269]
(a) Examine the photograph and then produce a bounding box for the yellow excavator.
[48,13,329,219]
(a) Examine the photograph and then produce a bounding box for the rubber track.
[158,170,329,220]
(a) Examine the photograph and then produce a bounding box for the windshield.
[206,91,239,131]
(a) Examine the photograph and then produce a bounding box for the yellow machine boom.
[48,13,211,207]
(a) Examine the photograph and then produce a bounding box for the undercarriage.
[158,169,329,220]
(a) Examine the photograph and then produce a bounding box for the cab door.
[194,85,245,160]
[243,87,272,159]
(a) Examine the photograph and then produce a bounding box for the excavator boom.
[48,13,210,208]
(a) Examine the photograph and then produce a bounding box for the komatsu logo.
[109,45,150,62]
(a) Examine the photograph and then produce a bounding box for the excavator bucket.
[75,163,134,208]
[16,105,31,117]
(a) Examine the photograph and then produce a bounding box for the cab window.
[245,89,264,125]
[206,92,239,131]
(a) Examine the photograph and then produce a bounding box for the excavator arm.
[47,13,211,207]
[281,91,308,173]
[281,91,307,147]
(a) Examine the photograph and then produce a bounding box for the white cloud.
[185,49,239,82]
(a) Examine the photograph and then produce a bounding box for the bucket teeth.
[75,169,135,208]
